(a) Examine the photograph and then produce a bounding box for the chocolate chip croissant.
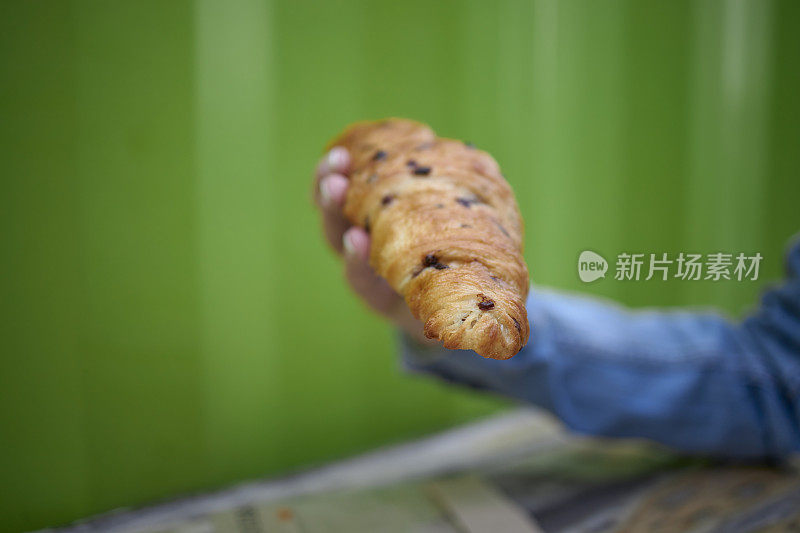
[327,119,530,359]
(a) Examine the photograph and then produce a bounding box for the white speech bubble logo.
[578,251,608,282]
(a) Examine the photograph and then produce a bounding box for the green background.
[1,0,799,531]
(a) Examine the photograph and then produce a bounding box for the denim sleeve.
[400,236,800,460]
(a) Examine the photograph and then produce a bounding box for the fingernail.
[319,178,332,206]
[327,147,348,171]
[342,231,355,256]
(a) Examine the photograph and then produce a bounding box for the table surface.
[45,409,800,533]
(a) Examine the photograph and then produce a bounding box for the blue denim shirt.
[401,236,800,460]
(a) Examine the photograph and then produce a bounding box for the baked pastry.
[326,119,529,359]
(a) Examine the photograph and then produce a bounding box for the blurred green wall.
[1,0,799,530]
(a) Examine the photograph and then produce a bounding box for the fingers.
[342,226,370,260]
[315,146,350,180]
[314,146,350,207]
[319,173,348,207]
[318,173,349,253]
[342,227,402,316]
[314,146,351,254]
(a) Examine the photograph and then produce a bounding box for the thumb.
[342,228,403,317]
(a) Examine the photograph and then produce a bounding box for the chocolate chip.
[494,221,510,238]
[422,253,449,271]
[512,317,521,332]
[477,294,495,311]
[423,254,439,267]
[406,159,417,167]
[373,150,387,161]
[413,166,431,176]
[436,203,444,208]
[456,197,478,208]
[412,257,448,277]
[381,194,395,206]
[478,300,495,311]
[460,224,471,228]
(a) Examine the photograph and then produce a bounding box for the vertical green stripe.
[687,0,773,311]
[71,0,205,516]
[530,0,560,286]
[194,0,279,481]
[0,3,89,530]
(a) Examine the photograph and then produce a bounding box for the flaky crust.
[327,119,529,359]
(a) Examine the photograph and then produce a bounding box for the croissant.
[326,119,530,359]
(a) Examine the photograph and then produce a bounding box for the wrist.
[390,302,439,347]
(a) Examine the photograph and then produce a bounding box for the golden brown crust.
[326,118,529,359]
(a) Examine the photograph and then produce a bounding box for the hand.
[313,147,437,346]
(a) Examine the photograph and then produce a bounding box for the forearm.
[400,279,800,459]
